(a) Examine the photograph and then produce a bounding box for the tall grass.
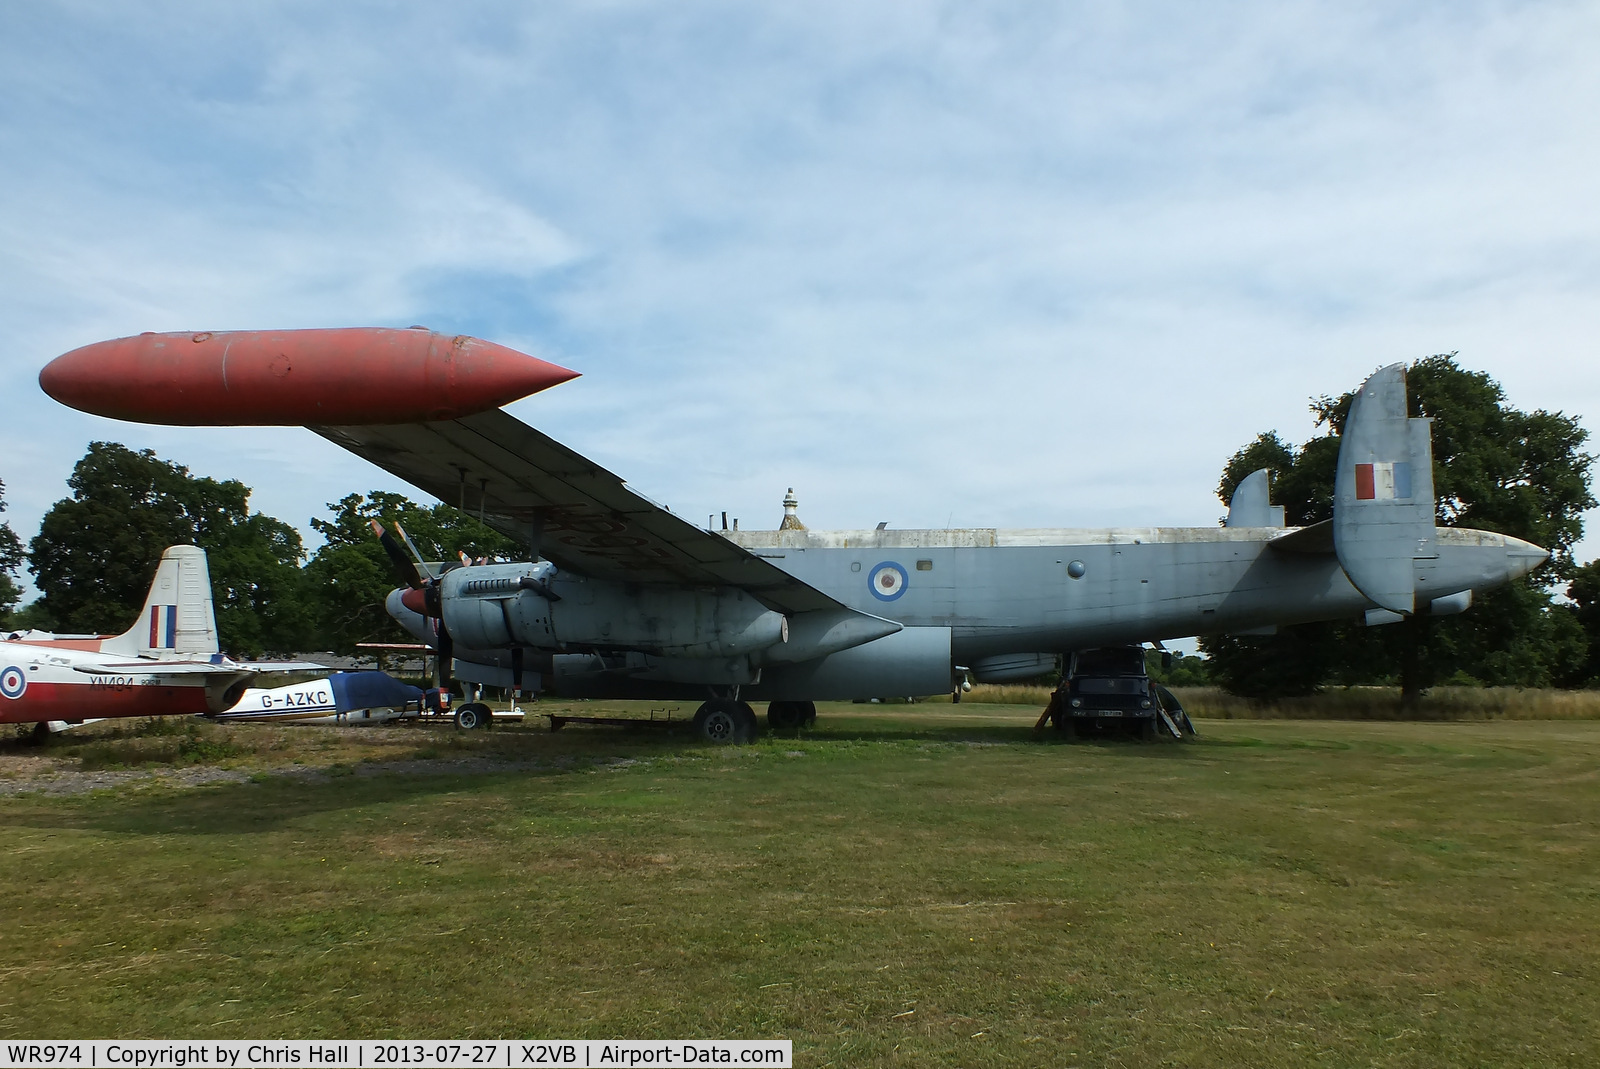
[1173,685,1600,721]
[941,682,1600,720]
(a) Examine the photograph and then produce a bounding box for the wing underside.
[312,410,843,615]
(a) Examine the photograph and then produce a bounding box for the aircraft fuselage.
[722,523,1544,658]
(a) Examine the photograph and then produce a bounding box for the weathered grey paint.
[385,363,1549,701]
[720,522,1545,663]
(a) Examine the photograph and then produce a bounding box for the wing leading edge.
[312,410,845,615]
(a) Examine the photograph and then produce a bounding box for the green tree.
[1203,355,1594,702]
[1567,559,1600,687]
[0,478,23,623]
[1146,651,1212,687]
[304,491,521,654]
[28,443,311,655]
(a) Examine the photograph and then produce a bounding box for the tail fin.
[99,545,221,657]
[1224,469,1286,528]
[1333,364,1437,614]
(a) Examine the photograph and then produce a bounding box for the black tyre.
[454,702,491,730]
[736,701,759,739]
[767,701,805,731]
[800,701,817,726]
[693,699,753,744]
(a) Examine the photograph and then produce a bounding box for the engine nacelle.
[438,562,787,658]
[763,626,953,700]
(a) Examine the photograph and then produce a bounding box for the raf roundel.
[868,561,909,601]
[0,666,26,700]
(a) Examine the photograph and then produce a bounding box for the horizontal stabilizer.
[1268,518,1335,555]
[1333,364,1437,614]
[74,661,248,678]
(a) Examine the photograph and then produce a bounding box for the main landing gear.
[765,700,817,732]
[690,698,818,742]
[692,698,758,744]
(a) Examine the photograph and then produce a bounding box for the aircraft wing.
[312,410,846,615]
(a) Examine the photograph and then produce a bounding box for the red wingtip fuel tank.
[39,327,580,426]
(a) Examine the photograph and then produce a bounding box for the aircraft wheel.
[800,700,817,726]
[736,701,759,739]
[693,699,754,744]
[455,702,492,730]
[767,701,805,731]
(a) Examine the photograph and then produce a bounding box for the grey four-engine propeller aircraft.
[40,328,1548,742]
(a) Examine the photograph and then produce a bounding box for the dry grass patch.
[1177,684,1600,720]
[955,682,1600,720]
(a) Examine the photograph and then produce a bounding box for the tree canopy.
[303,491,521,654]
[1566,560,1600,688]
[1203,355,1594,701]
[0,479,23,623]
[28,443,311,655]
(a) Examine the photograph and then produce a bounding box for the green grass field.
[2,704,1597,1067]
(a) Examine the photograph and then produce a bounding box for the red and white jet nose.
[40,326,579,426]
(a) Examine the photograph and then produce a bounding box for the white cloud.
[0,0,1596,589]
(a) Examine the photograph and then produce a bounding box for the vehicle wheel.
[767,701,804,731]
[693,699,753,744]
[454,702,490,730]
[800,701,817,726]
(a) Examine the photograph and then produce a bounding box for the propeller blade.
[437,621,454,695]
[511,646,524,698]
[393,522,439,581]
[369,519,424,590]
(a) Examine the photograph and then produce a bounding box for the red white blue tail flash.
[148,604,178,649]
[1353,461,1414,501]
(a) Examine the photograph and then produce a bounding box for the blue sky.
[3,2,1598,598]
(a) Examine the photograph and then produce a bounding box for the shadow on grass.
[3,759,589,838]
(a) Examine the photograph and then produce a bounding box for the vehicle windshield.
[1074,647,1147,676]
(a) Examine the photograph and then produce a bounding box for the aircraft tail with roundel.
[97,544,222,658]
